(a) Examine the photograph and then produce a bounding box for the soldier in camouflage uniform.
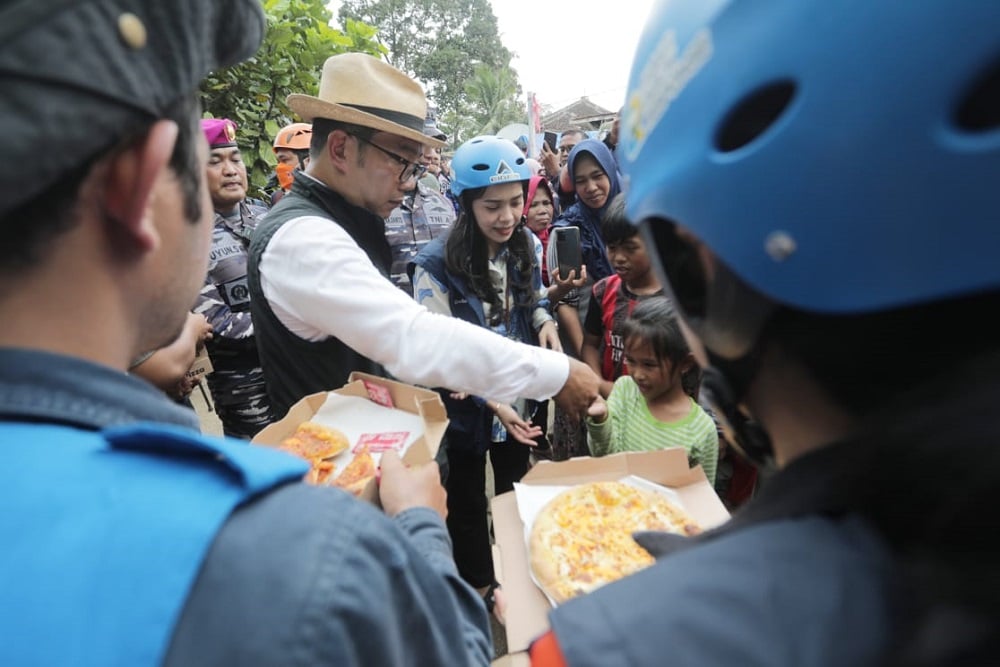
[383,115,456,296]
[384,181,456,296]
[194,118,275,438]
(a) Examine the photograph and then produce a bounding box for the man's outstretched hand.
[553,358,601,422]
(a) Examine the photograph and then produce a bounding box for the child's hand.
[599,379,614,399]
[449,391,469,401]
[587,395,609,424]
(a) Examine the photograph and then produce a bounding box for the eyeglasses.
[351,134,427,183]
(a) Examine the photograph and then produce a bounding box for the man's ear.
[103,120,180,250]
[326,129,352,171]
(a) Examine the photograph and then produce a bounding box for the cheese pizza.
[529,480,701,604]
[278,421,350,461]
[330,446,377,497]
[278,421,350,486]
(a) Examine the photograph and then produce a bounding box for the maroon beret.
[202,118,238,148]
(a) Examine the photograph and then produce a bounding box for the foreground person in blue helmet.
[530,1,1000,666]
[0,1,490,665]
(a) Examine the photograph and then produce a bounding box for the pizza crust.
[529,509,574,601]
[528,481,701,605]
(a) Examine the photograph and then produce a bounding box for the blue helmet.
[622,1,1000,345]
[450,135,532,198]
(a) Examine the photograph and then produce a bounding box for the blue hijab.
[567,139,622,218]
[553,139,622,281]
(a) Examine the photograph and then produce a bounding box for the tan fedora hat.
[288,53,446,149]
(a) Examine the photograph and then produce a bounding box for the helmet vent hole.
[472,163,490,171]
[715,80,796,153]
[954,59,1000,132]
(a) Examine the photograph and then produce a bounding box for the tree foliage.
[338,0,522,148]
[463,64,524,136]
[200,0,384,197]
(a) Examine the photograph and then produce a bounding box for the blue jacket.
[543,355,1000,666]
[1,421,306,665]
[0,348,493,666]
[409,232,540,453]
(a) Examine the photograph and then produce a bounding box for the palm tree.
[464,63,524,136]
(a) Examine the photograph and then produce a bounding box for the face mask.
[276,162,296,191]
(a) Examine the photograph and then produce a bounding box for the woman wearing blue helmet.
[530,1,1000,666]
[409,135,562,615]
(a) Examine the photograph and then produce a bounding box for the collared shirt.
[256,175,570,405]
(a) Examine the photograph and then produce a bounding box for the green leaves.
[338,0,521,148]
[200,0,383,200]
[201,0,526,200]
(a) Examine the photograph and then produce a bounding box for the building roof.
[541,96,615,132]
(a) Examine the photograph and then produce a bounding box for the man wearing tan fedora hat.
[248,53,601,426]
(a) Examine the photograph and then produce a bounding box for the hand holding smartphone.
[543,131,558,153]
[551,226,582,279]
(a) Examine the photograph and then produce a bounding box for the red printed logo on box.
[363,380,395,408]
[355,431,409,453]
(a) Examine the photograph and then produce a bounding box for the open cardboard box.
[251,372,448,503]
[490,448,730,665]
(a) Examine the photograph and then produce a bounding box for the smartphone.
[543,131,558,153]
[552,226,582,279]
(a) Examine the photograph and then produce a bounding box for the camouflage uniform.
[384,183,456,296]
[194,200,275,438]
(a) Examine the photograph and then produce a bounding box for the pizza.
[529,480,701,604]
[330,446,377,496]
[304,459,336,485]
[278,421,349,461]
[278,421,350,486]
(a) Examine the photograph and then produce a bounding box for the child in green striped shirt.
[586,297,719,483]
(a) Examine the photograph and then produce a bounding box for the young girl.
[408,136,559,612]
[586,297,719,483]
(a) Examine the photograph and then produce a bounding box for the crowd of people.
[2,0,997,665]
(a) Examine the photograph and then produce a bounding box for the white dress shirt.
[258,214,569,403]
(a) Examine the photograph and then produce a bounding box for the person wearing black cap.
[247,53,601,427]
[0,2,493,665]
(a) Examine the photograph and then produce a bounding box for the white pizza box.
[490,448,731,662]
[250,372,448,503]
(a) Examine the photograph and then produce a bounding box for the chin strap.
[699,363,776,469]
